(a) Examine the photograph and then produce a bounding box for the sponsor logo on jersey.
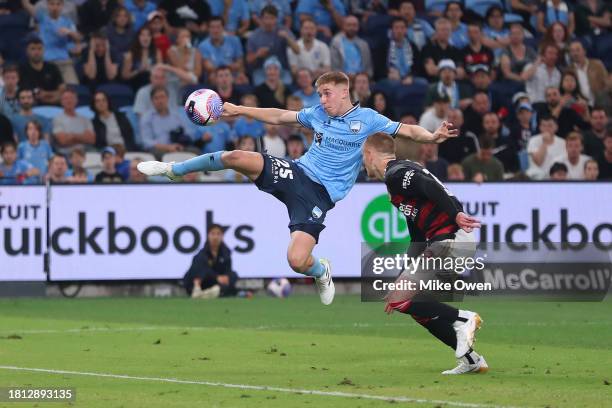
[349,120,362,133]
[402,170,415,189]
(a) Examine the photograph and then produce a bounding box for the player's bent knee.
[222,150,245,167]
[287,252,309,273]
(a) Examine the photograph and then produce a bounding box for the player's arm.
[395,121,458,144]
[222,102,298,125]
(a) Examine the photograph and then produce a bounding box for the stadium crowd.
[0,0,610,184]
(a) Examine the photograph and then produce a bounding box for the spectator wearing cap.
[533,86,589,138]
[21,0,81,85]
[523,44,561,104]
[199,17,247,86]
[461,136,505,182]
[419,91,450,133]
[121,25,162,91]
[140,86,194,156]
[250,0,292,30]
[124,0,156,31]
[18,37,65,105]
[82,31,119,92]
[158,0,211,36]
[526,115,567,179]
[77,0,119,36]
[553,131,592,179]
[91,91,137,151]
[0,65,20,117]
[582,107,608,157]
[10,88,52,143]
[397,1,434,51]
[421,18,463,81]
[444,2,468,49]
[439,108,479,164]
[254,57,291,108]
[287,17,331,79]
[584,159,599,180]
[45,154,69,183]
[292,69,319,108]
[213,66,243,105]
[568,40,610,108]
[133,65,179,117]
[509,102,537,153]
[596,131,612,179]
[95,146,124,183]
[296,0,346,40]
[247,5,299,85]
[52,88,95,156]
[330,15,373,78]
[17,120,53,180]
[500,23,538,83]
[104,6,136,62]
[386,17,423,86]
[467,64,501,112]
[66,146,94,182]
[537,0,575,35]
[286,134,306,160]
[549,162,568,180]
[0,141,38,185]
[462,22,495,75]
[482,5,510,59]
[425,59,471,109]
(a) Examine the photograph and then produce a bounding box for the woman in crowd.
[91,91,137,150]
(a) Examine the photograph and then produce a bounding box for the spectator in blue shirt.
[295,0,346,40]
[537,0,575,35]
[292,69,319,108]
[386,18,422,86]
[330,15,373,77]
[22,0,82,85]
[199,16,247,85]
[397,1,434,51]
[124,0,156,31]
[10,88,52,143]
[482,6,511,58]
[232,94,266,139]
[65,146,94,183]
[195,119,235,154]
[207,0,250,36]
[139,86,194,157]
[445,2,469,49]
[0,142,38,184]
[17,121,53,180]
[250,0,292,29]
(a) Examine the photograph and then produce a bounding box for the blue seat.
[594,34,612,69]
[393,83,429,118]
[425,0,451,15]
[32,106,63,120]
[465,0,502,17]
[76,106,95,120]
[96,83,134,108]
[363,14,392,39]
[73,84,91,107]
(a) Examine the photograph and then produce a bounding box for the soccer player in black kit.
[362,132,489,375]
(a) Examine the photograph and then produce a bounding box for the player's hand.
[222,102,241,117]
[217,275,229,285]
[456,212,481,233]
[432,121,459,143]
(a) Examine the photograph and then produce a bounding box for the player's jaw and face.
[317,83,350,117]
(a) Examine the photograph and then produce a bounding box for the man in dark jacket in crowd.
[183,224,238,299]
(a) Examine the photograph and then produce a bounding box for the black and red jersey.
[384,159,463,244]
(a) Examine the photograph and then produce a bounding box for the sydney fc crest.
[349,120,362,133]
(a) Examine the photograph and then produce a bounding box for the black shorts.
[254,154,335,242]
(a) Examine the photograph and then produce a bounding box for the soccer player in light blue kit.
[138,71,457,304]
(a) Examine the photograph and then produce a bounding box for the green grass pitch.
[0,295,610,407]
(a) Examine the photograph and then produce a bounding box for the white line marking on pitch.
[0,365,522,408]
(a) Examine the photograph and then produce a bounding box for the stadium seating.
[124,152,155,162]
[83,152,103,175]
[425,0,451,15]
[96,83,134,108]
[76,106,95,120]
[594,33,612,70]
[119,106,140,146]
[74,85,92,107]
[32,106,63,120]
[465,0,503,17]
[161,152,197,163]
[393,83,430,118]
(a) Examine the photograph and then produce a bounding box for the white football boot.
[453,311,483,358]
[137,161,181,181]
[315,259,335,305]
[442,355,489,375]
[192,285,221,299]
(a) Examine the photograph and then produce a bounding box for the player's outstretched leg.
[137,150,264,181]
[287,231,335,305]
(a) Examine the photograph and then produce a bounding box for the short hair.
[150,85,168,99]
[70,146,85,157]
[49,154,67,165]
[591,106,607,115]
[3,64,18,75]
[215,65,231,73]
[364,133,395,155]
[1,141,16,153]
[549,162,568,176]
[209,15,225,25]
[17,88,34,98]
[301,15,315,25]
[241,93,259,105]
[62,87,77,97]
[539,113,556,123]
[391,17,407,27]
[479,136,494,150]
[261,5,278,17]
[207,223,224,234]
[541,43,559,55]
[315,71,350,89]
[444,1,463,13]
[287,134,304,144]
[434,17,451,29]
[566,131,583,144]
[91,30,107,40]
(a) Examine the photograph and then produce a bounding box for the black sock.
[421,318,457,350]
[405,300,460,323]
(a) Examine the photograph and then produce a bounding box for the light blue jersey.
[296,103,401,202]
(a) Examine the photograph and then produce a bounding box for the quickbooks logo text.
[361,194,410,245]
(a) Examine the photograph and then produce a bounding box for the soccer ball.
[184,89,224,126]
[267,278,292,298]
